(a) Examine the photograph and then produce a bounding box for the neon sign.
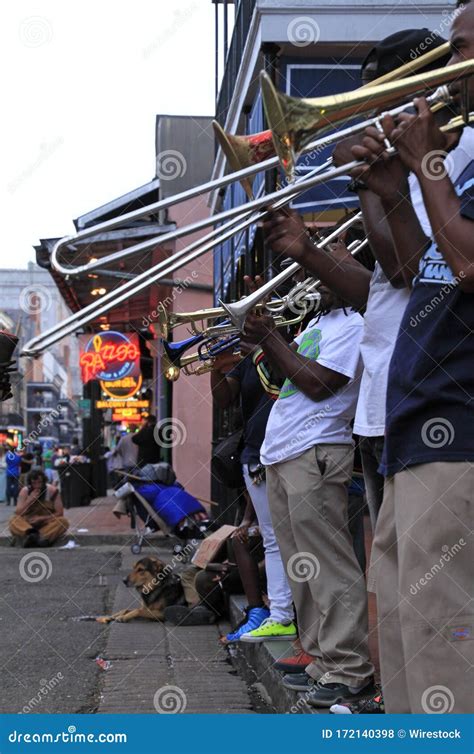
[79,332,140,383]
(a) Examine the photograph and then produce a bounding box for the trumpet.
[161,332,241,381]
[222,231,369,332]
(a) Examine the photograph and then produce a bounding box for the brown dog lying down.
[97,556,185,623]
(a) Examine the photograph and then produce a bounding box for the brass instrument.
[213,42,452,191]
[261,59,473,179]
[22,61,474,357]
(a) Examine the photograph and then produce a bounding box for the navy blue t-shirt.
[381,156,474,476]
[228,356,274,466]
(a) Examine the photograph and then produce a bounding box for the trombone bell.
[213,121,275,200]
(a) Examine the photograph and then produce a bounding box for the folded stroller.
[113,463,209,554]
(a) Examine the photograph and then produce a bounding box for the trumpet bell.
[261,59,474,179]
[213,120,275,200]
[162,333,205,365]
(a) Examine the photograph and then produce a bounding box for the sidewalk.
[0,495,173,548]
[97,549,256,714]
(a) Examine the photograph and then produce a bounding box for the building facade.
[212,0,454,302]
[0,264,81,450]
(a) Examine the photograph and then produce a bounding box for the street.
[0,545,256,715]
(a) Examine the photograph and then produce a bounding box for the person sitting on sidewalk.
[244,282,375,708]
[9,468,69,547]
[211,344,296,642]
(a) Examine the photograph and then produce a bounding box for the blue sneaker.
[225,606,270,643]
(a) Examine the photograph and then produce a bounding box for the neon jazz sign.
[80,332,140,383]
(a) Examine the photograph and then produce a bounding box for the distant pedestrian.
[5,449,21,506]
[110,432,139,472]
[132,416,162,466]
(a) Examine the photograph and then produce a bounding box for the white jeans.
[243,465,294,624]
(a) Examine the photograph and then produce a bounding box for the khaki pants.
[9,515,69,545]
[372,462,474,713]
[266,444,374,687]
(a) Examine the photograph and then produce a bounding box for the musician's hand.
[390,97,448,177]
[243,275,264,294]
[242,310,276,344]
[350,114,409,200]
[332,134,364,167]
[212,351,241,373]
[326,236,354,264]
[262,209,312,262]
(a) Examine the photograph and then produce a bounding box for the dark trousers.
[358,435,385,530]
[5,476,19,505]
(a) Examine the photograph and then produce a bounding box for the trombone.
[212,41,452,195]
[50,56,468,278]
[22,64,474,356]
[260,60,473,180]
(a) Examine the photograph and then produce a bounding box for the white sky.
[1,1,220,268]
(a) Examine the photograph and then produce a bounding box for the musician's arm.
[263,210,371,310]
[415,171,474,289]
[357,190,407,287]
[250,328,348,402]
[210,353,240,409]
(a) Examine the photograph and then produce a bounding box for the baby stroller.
[113,463,212,554]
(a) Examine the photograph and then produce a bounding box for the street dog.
[96,556,185,623]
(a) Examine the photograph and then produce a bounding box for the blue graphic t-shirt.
[381,154,474,476]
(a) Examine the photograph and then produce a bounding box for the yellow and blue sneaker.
[240,618,297,642]
[225,606,270,643]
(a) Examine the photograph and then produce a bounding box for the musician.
[243,285,375,709]
[262,30,451,538]
[346,4,474,713]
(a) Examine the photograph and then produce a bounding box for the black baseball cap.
[362,29,450,78]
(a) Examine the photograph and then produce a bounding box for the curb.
[228,596,319,714]
[0,534,178,549]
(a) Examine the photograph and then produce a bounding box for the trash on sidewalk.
[72,615,101,622]
[77,528,89,533]
[95,656,112,671]
[59,539,80,549]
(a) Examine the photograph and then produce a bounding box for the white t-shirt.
[260,308,364,466]
[353,127,474,438]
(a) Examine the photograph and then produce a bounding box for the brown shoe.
[273,650,317,674]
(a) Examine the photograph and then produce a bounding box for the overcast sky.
[1,1,223,268]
